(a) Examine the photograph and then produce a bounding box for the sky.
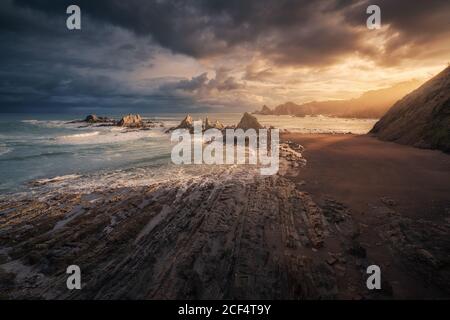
[1,0,450,114]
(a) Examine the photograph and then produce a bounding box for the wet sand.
[281,133,450,220]
[282,133,450,298]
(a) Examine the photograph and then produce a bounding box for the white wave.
[22,119,73,128]
[58,131,100,140]
[33,174,82,186]
[0,145,12,156]
[55,131,101,144]
[54,128,167,145]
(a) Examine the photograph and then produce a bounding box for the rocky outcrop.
[117,114,143,128]
[380,215,450,293]
[204,116,213,130]
[254,105,272,115]
[370,66,450,152]
[204,116,224,130]
[168,115,225,133]
[255,80,422,118]
[0,140,448,299]
[82,114,114,124]
[236,112,264,130]
[0,147,379,300]
[213,120,224,130]
[179,114,193,129]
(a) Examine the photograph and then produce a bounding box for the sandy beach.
[283,133,450,220]
[283,133,450,298]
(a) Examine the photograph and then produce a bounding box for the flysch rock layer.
[0,142,448,299]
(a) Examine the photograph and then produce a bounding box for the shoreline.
[282,132,450,298]
[0,132,448,299]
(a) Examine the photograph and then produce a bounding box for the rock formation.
[174,114,194,131]
[0,141,448,299]
[254,105,272,115]
[236,112,264,130]
[0,147,380,300]
[168,115,225,133]
[82,114,113,124]
[117,114,143,128]
[253,80,422,118]
[204,116,213,130]
[204,116,225,130]
[213,120,225,130]
[370,66,450,152]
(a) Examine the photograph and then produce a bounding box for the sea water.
[0,113,377,194]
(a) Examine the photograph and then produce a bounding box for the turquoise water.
[0,113,377,194]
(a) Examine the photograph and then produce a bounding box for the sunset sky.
[1,0,450,113]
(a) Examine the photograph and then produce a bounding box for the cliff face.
[254,80,421,118]
[370,66,450,153]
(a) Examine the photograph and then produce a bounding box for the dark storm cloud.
[342,0,450,64]
[13,0,450,65]
[0,0,169,112]
[1,0,450,112]
[160,69,245,94]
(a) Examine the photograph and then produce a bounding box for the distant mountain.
[254,105,272,115]
[254,80,422,118]
[370,66,450,153]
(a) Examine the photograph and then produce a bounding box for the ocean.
[0,113,378,194]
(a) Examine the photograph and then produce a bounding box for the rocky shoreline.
[69,113,164,130]
[0,135,417,300]
[0,114,448,299]
[0,140,316,299]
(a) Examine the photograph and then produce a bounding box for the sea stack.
[370,65,450,153]
[204,116,212,130]
[254,105,273,115]
[236,112,264,130]
[118,114,143,128]
[204,116,224,130]
[83,114,113,124]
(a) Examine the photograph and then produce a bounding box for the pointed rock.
[213,120,224,130]
[204,116,212,130]
[236,112,264,130]
[176,114,193,130]
[254,105,272,115]
[118,114,143,128]
[204,116,224,130]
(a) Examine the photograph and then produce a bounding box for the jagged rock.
[169,115,224,133]
[171,114,194,132]
[0,148,373,300]
[179,114,193,128]
[85,114,98,123]
[204,116,212,130]
[213,120,224,130]
[117,114,143,128]
[83,114,113,124]
[204,116,224,130]
[254,105,272,115]
[236,112,264,130]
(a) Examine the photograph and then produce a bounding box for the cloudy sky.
[1,0,449,113]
